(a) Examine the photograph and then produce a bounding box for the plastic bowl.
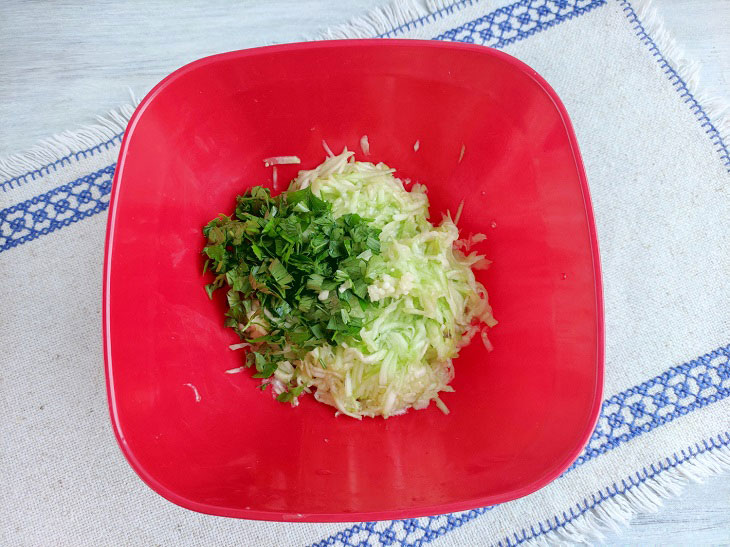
[103,39,603,522]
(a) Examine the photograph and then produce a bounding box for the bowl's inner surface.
[108,42,600,518]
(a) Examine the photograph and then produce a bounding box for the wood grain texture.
[0,0,377,154]
[654,0,730,102]
[0,0,728,544]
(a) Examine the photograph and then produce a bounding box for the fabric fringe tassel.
[311,0,475,40]
[0,93,139,185]
[530,441,730,545]
[630,0,730,164]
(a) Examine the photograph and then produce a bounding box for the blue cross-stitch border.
[0,163,115,253]
[430,0,605,48]
[312,344,729,546]
[617,0,730,170]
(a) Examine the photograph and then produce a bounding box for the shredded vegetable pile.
[203,149,496,418]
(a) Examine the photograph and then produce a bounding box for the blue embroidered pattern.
[0,164,115,253]
[312,345,730,547]
[568,344,730,470]
[432,0,605,48]
[617,0,730,170]
[0,134,122,193]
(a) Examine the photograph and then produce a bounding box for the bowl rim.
[103,38,605,522]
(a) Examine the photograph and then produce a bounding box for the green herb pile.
[203,186,382,400]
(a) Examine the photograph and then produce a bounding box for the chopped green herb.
[203,184,382,402]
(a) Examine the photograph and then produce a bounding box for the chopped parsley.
[202,185,381,396]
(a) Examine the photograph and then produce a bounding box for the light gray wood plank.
[603,477,730,546]
[0,0,376,153]
[653,0,730,102]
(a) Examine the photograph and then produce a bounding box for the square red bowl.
[103,39,603,522]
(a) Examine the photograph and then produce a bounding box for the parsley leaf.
[203,185,382,403]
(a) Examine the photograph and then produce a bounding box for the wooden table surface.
[1,1,728,545]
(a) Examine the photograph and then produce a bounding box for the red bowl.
[104,39,603,522]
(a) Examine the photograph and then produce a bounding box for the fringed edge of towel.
[309,0,462,40]
[0,94,138,187]
[528,437,730,546]
[629,0,729,167]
